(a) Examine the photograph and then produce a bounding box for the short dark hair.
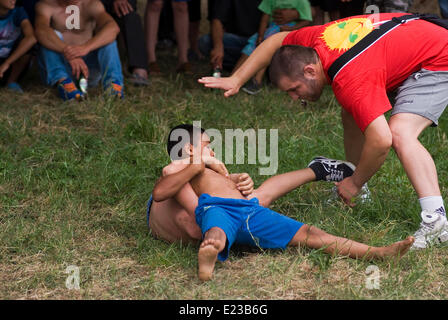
[269,45,318,87]
[166,124,205,160]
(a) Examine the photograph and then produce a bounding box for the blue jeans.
[38,40,124,88]
[440,0,448,18]
[198,33,249,70]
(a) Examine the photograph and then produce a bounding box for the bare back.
[39,0,97,45]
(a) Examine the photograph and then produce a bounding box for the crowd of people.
[2,0,446,101]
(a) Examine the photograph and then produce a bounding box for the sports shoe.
[242,78,262,95]
[308,156,355,182]
[106,81,125,99]
[6,82,24,94]
[411,210,448,250]
[57,78,84,101]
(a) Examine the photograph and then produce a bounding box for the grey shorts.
[392,69,448,126]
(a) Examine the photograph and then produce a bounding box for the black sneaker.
[308,156,355,182]
[242,78,262,95]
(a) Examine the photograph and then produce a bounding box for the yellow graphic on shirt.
[321,18,374,52]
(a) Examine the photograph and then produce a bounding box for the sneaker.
[106,81,124,99]
[308,156,355,182]
[242,78,262,95]
[57,78,83,101]
[411,210,448,250]
[6,82,24,93]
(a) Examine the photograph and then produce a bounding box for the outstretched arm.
[198,31,290,97]
[249,168,316,207]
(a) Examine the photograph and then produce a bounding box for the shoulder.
[162,161,189,176]
[35,0,55,14]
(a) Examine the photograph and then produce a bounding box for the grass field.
[1,48,448,300]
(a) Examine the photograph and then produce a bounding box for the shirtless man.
[35,0,124,100]
[151,124,414,281]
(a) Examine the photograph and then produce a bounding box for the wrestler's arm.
[152,162,204,202]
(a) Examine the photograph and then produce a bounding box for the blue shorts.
[195,194,304,261]
[146,195,153,231]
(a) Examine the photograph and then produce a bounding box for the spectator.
[365,0,413,12]
[339,0,365,19]
[240,0,313,95]
[310,0,340,25]
[440,0,448,18]
[16,0,39,25]
[102,0,150,86]
[0,0,36,93]
[145,0,191,75]
[35,0,124,101]
[199,0,262,72]
[188,0,202,61]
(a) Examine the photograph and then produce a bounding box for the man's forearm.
[36,26,67,53]
[83,20,119,52]
[211,19,224,49]
[232,32,289,87]
[351,138,391,188]
[152,164,203,202]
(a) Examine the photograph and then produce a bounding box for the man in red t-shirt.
[199,13,448,250]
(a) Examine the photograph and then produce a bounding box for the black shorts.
[310,0,339,12]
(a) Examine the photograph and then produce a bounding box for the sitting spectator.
[0,0,36,93]
[35,0,124,101]
[102,0,149,86]
[365,0,413,12]
[145,0,191,75]
[239,0,313,95]
[199,0,262,73]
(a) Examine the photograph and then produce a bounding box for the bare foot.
[379,236,415,259]
[198,239,221,281]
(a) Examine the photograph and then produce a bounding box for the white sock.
[419,196,446,216]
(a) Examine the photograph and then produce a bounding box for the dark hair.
[166,124,205,160]
[269,45,318,87]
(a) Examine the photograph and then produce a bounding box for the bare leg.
[289,224,414,260]
[189,20,203,59]
[249,168,316,207]
[254,67,267,84]
[389,113,440,198]
[172,1,189,65]
[144,0,163,64]
[7,53,31,84]
[198,227,226,281]
[341,108,364,166]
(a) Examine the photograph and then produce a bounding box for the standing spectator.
[239,0,313,95]
[188,0,202,61]
[339,0,365,19]
[199,0,262,72]
[0,0,36,93]
[310,0,340,25]
[35,0,124,101]
[102,0,150,86]
[440,0,448,18]
[145,0,191,75]
[365,0,413,12]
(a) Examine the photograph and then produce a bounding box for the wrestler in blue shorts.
[196,194,304,261]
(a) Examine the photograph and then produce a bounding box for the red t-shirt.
[282,13,448,131]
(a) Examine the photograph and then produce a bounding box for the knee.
[389,123,413,151]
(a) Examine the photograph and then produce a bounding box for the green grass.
[1,53,448,299]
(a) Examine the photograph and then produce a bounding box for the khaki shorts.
[392,68,448,126]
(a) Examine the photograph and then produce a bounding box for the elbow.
[28,34,38,47]
[152,186,167,202]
